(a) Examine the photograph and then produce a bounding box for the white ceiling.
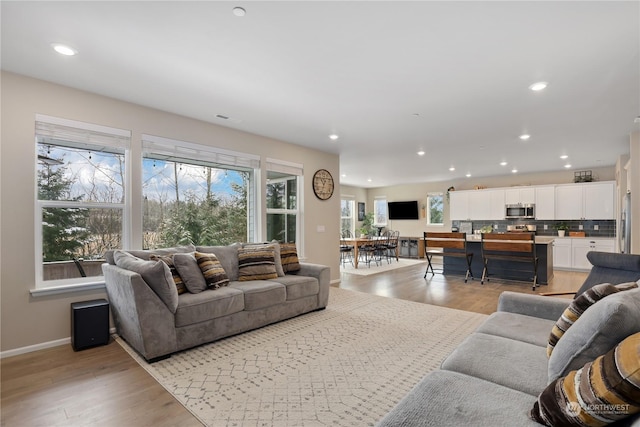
[2,1,639,188]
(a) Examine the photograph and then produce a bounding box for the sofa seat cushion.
[376,370,540,427]
[548,286,640,382]
[475,311,555,347]
[441,332,549,396]
[268,275,319,301]
[229,281,286,311]
[175,287,244,327]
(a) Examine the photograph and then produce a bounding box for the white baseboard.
[1,327,117,359]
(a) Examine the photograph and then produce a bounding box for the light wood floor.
[1,265,587,426]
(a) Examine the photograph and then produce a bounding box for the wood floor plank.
[1,266,586,426]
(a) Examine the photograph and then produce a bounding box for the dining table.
[342,236,398,269]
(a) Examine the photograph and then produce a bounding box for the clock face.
[312,169,334,200]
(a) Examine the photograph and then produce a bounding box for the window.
[265,158,302,243]
[35,115,130,288]
[427,192,444,225]
[341,198,355,236]
[142,135,259,248]
[374,197,388,226]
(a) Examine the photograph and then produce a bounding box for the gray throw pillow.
[548,285,640,382]
[173,253,207,293]
[113,250,178,313]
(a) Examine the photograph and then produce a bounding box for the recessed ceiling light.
[500,161,508,166]
[367,178,372,182]
[449,167,455,172]
[465,173,471,178]
[329,134,339,141]
[519,134,530,140]
[417,151,425,156]
[529,81,548,91]
[341,174,346,178]
[511,169,518,173]
[52,43,77,56]
[564,164,572,168]
[232,7,246,16]
[560,155,568,159]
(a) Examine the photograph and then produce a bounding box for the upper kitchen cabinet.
[534,185,555,220]
[555,181,615,220]
[504,187,535,205]
[449,191,470,221]
[450,189,504,221]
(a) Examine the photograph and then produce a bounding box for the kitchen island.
[442,235,554,285]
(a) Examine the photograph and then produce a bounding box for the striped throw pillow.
[280,242,300,273]
[237,245,278,281]
[149,254,187,295]
[531,332,640,426]
[547,282,638,357]
[194,252,230,289]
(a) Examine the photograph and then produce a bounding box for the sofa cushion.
[475,311,555,347]
[149,254,187,295]
[196,243,240,281]
[174,287,245,327]
[195,252,230,289]
[532,332,640,426]
[105,244,196,264]
[229,281,286,310]
[173,253,207,294]
[547,282,638,357]
[268,275,319,301]
[376,370,542,427]
[441,332,549,396]
[548,286,640,382]
[237,245,278,281]
[280,242,301,273]
[113,250,179,313]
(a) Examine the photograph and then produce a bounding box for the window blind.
[35,114,131,151]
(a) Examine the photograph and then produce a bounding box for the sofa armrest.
[102,264,178,360]
[497,291,569,321]
[291,262,330,308]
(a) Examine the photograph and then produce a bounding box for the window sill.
[30,281,106,297]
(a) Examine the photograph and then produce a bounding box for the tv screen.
[387,201,419,220]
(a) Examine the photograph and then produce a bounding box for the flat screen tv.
[387,200,420,220]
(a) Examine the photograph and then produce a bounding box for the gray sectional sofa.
[102,243,330,362]
[377,251,640,426]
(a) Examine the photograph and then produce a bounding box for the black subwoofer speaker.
[71,299,110,351]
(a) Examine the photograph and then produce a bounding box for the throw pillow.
[113,250,178,313]
[194,252,230,289]
[237,244,278,281]
[243,241,285,277]
[547,282,638,357]
[149,254,187,295]
[531,332,640,426]
[280,242,300,273]
[173,253,207,293]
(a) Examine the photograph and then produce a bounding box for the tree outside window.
[427,192,444,225]
[374,198,388,227]
[341,199,355,236]
[266,172,298,243]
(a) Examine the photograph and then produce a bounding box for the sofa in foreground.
[103,242,330,362]
[377,251,640,426]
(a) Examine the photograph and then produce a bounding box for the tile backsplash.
[453,219,616,238]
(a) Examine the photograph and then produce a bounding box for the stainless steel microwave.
[505,204,535,219]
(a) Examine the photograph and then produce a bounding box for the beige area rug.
[116,288,487,427]
[340,257,427,276]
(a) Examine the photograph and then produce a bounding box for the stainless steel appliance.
[505,204,535,219]
[620,192,631,253]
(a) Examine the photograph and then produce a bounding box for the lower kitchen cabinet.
[553,237,615,271]
[399,237,425,259]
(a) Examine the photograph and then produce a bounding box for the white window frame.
[34,114,132,293]
[265,158,303,249]
[341,197,356,236]
[427,192,445,226]
[374,197,388,227]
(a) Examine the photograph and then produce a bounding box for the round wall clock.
[312,169,334,200]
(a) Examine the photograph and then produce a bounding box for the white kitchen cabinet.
[555,181,615,220]
[505,187,535,205]
[468,191,491,220]
[553,238,572,269]
[449,191,469,221]
[451,189,505,221]
[570,238,616,270]
[488,189,505,220]
[535,186,555,220]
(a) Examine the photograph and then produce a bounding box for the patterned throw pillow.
[547,282,638,357]
[531,332,640,426]
[149,254,187,295]
[237,245,278,281]
[280,242,300,273]
[194,252,230,289]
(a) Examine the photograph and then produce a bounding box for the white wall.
[0,72,340,354]
[630,131,640,253]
